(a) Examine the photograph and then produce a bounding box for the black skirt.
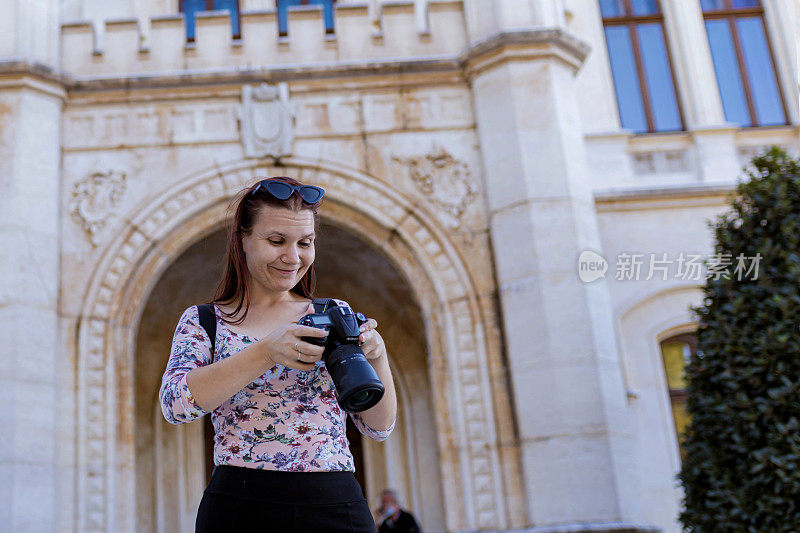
[196,465,377,533]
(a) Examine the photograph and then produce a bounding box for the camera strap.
[196,303,217,358]
[311,298,353,313]
[195,299,342,358]
[311,298,334,313]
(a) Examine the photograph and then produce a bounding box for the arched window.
[659,332,696,460]
[701,0,788,127]
[599,0,684,133]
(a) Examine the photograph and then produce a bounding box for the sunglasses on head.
[250,179,325,204]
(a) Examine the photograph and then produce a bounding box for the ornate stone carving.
[239,83,294,159]
[69,170,127,246]
[394,146,478,228]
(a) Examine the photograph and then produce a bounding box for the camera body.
[299,298,385,413]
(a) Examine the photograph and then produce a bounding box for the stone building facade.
[1,0,797,532]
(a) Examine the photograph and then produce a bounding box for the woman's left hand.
[358,318,387,361]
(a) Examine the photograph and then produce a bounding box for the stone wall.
[1,0,799,531]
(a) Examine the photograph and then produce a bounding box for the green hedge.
[678,147,800,532]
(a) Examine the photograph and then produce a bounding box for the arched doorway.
[133,220,442,531]
[76,159,509,533]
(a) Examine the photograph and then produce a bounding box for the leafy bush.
[678,147,800,532]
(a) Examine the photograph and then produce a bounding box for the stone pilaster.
[0,68,65,533]
[0,0,60,65]
[0,1,64,531]
[467,27,651,529]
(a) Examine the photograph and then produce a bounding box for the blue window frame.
[180,0,241,41]
[600,0,684,133]
[701,0,788,127]
[278,0,336,36]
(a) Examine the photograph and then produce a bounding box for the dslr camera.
[299,298,385,413]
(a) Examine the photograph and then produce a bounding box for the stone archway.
[75,157,511,532]
[133,221,443,532]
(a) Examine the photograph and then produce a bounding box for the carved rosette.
[69,170,127,246]
[394,146,478,229]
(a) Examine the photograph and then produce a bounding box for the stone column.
[465,14,650,531]
[0,1,64,532]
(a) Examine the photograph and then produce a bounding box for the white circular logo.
[578,250,608,283]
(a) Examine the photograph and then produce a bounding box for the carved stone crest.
[239,83,294,159]
[394,146,478,228]
[69,170,127,246]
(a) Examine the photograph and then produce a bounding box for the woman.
[158,176,397,532]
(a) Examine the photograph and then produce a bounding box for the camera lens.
[341,386,383,412]
[351,390,370,406]
[325,344,384,412]
[348,389,379,410]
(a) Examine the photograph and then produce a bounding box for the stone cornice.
[0,60,70,99]
[594,182,737,212]
[460,28,591,79]
[67,57,464,93]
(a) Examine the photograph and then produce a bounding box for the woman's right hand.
[259,303,328,371]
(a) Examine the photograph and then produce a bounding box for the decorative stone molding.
[75,158,507,532]
[394,146,478,229]
[64,88,474,150]
[63,103,238,150]
[462,28,591,79]
[239,83,294,159]
[0,61,70,99]
[69,170,127,246]
[593,183,735,212]
[631,150,692,174]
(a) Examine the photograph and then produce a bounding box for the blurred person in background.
[376,489,421,533]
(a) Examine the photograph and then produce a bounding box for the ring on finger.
[295,340,302,360]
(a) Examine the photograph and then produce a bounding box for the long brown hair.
[212,176,322,325]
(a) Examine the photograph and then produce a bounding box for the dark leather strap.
[196,303,217,357]
[311,297,333,313]
[196,299,333,358]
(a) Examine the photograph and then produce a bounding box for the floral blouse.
[159,304,395,472]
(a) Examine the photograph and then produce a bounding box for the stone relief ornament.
[239,83,295,159]
[394,146,478,228]
[69,170,127,246]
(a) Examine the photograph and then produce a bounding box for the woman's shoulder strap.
[196,303,217,356]
[311,298,332,313]
[312,297,354,313]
